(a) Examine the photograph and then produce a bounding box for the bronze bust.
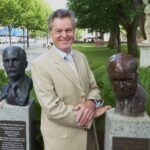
[0,46,33,106]
[107,53,146,116]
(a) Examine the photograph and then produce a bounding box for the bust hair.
[108,52,137,73]
[3,46,27,63]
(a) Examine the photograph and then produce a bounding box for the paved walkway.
[0,43,48,70]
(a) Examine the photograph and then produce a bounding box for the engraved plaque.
[0,121,26,150]
[113,137,150,150]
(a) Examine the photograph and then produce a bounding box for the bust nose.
[8,60,13,66]
[119,81,124,88]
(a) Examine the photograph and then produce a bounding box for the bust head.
[2,46,27,81]
[108,53,137,100]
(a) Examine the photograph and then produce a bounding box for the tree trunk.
[107,30,118,49]
[99,32,104,40]
[126,26,139,57]
[47,33,49,45]
[8,25,12,45]
[116,24,121,53]
[27,29,29,48]
[107,28,121,53]
[22,27,25,49]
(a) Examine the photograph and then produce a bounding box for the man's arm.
[75,54,102,126]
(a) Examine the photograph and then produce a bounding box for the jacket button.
[81,92,85,98]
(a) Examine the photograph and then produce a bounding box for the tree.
[14,0,51,48]
[68,0,121,51]
[68,0,144,57]
[0,0,21,45]
[0,0,51,47]
[116,0,144,56]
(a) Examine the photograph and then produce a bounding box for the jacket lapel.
[72,52,84,89]
[49,48,82,90]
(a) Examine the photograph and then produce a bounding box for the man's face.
[50,17,75,53]
[3,49,26,81]
[109,66,137,99]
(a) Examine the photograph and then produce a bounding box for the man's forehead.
[52,18,73,27]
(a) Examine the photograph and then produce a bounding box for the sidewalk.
[0,43,48,70]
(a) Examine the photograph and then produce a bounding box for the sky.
[44,0,67,10]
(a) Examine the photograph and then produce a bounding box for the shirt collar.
[53,45,73,59]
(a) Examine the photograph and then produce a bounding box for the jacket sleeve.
[31,62,92,129]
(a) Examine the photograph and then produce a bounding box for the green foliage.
[0,69,8,88]
[68,0,144,56]
[68,0,144,31]
[139,67,150,115]
[0,0,52,32]
[68,0,115,31]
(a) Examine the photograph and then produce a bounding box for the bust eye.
[4,59,9,63]
[12,58,19,62]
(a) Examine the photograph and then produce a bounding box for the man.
[31,9,111,150]
[0,46,33,106]
[107,52,146,116]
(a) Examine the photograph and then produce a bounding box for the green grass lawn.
[72,43,115,65]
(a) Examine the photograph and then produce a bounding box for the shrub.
[139,67,150,115]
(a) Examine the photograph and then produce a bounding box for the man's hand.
[94,105,111,118]
[74,100,95,127]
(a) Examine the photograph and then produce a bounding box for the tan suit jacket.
[31,47,100,150]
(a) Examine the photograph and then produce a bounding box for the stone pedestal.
[0,100,34,150]
[139,42,150,67]
[104,108,150,150]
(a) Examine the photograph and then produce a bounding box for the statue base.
[104,108,150,150]
[139,42,150,67]
[0,100,34,150]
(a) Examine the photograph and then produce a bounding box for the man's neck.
[53,45,71,54]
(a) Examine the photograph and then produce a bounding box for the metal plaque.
[113,137,150,150]
[0,120,26,150]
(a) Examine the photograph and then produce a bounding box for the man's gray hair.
[48,9,76,31]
